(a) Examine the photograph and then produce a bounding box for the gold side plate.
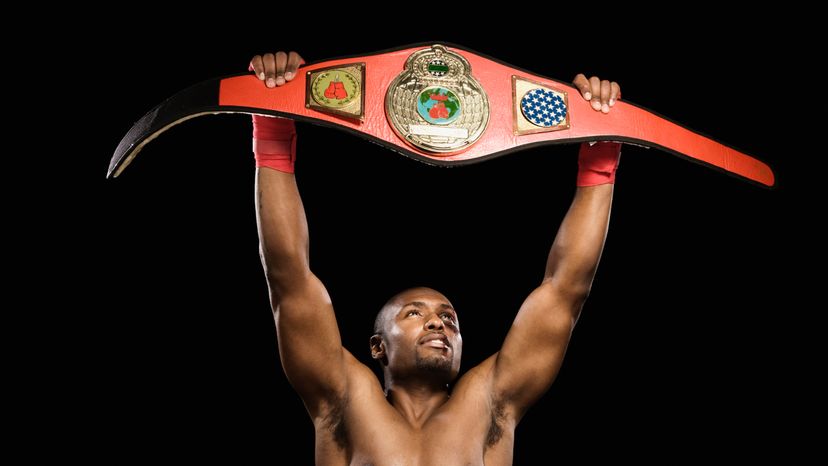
[305,62,365,121]
[513,76,570,136]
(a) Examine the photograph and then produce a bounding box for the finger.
[572,73,591,100]
[589,76,602,111]
[600,79,611,113]
[285,51,304,81]
[249,55,265,81]
[263,53,276,88]
[609,82,621,106]
[275,51,287,86]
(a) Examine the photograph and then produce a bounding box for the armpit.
[486,398,506,448]
[321,395,348,450]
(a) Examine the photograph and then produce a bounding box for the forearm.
[255,171,347,412]
[543,182,614,296]
[255,168,310,292]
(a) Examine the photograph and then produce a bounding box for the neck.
[383,374,451,428]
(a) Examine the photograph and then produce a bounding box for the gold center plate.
[385,45,489,154]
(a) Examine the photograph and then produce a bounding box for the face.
[371,288,463,383]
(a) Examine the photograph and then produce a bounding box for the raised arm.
[250,51,347,420]
[491,74,622,419]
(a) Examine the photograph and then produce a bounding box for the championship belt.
[108,43,775,188]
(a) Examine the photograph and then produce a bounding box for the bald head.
[373,287,452,336]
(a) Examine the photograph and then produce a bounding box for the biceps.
[493,284,579,412]
[273,273,347,407]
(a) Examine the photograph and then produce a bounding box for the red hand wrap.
[576,141,622,186]
[252,115,296,173]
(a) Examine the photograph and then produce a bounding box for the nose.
[425,313,444,331]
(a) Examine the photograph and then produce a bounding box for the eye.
[406,310,421,317]
[440,313,455,322]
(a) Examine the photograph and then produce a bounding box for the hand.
[248,51,305,88]
[572,74,621,114]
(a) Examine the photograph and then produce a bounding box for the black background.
[50,14,810,464]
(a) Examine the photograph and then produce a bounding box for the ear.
[370,334,387,363]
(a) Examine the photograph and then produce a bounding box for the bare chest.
[317,403,513,466]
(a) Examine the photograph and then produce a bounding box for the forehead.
[393,289,453,308]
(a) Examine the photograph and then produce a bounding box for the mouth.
[420,334,451,350]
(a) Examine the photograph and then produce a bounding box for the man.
[249,50,621,465]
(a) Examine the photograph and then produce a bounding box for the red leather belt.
[108,42,774,188]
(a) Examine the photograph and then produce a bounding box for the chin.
[415,354,453,375]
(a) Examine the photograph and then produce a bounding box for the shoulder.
[343,349,386,400]
[313,350,381,424]
[451,355,516,445]
[452,354,520,424]
[452,354,498,398]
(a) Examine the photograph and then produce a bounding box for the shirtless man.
[249,50,622,465]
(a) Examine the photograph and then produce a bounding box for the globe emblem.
[416,87,462,125]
